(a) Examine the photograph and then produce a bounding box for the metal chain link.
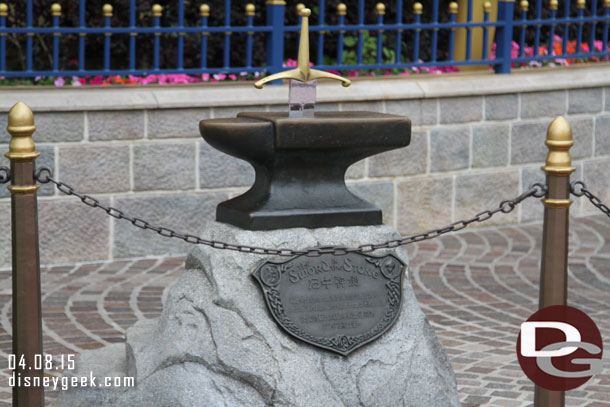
[0,166,9,184]
[571,181,610,218]
[34,166,547,257]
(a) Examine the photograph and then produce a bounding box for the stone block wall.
[1,67,609,267]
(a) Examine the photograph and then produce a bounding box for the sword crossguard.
[254,8,351,89]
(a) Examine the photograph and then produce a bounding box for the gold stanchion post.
[6,102,44,407]
[535,116,574,407]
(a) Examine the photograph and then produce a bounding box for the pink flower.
[202,73,210,82]
[213,73,226,81]
[54,77,65,87]
[228,74,237,80]
[71,76,82,86]
[89,75,105,85]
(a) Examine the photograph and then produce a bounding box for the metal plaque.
[253,252,405,356]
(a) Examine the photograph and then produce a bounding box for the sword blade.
[288,80,316,118]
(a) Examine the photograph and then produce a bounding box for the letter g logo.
[516,305,603,391]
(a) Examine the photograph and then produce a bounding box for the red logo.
[516,305,603,391]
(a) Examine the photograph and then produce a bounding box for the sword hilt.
[254,8,351,89]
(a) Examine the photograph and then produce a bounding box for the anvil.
[199,111,411,230]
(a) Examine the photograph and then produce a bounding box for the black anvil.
[200,111,410,230]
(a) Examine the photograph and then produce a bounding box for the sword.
[254,8,351,117]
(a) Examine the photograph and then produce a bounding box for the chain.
[33,166,546,257]
[571,181,610,218]
[0,166,9,184]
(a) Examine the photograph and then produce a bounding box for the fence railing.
[0,0,609,79]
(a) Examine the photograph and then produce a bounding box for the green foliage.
[336,31,395,65]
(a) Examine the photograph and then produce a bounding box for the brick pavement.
[0,214,608,406]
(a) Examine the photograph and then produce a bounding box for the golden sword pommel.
[254,7,351,89]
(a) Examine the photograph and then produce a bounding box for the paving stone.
[88,111,145,141]
[520,91,566,119]
[368,130,427,177]
[594,114,610,156]
[568,88,603,114]
[604,87,610,112]
[341,100,384,112]
[39,199,110,265]
[396,176,453,234]
[569,117,594,159]
[385,99,437,126]
[511,120,548,165]
[430,125,470,172]
[113,192,229,258]
[472,123,509,168]
[133,143,196,191]
[0,145,55,198]
[0,202,9,267]
[440,96,483,124]
[199,141,254,188]
[212,105,270,119]
[455,170,520,226]
[58,145,130,194]
[346,159,365,179]
[583,158,610,213]
[347,181,394,225]
[148,108,211,139]
[485,94,519,121]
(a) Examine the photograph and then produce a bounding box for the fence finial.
[6,102,39,161]
[413,2,423,15]
[375,3,386,15]
[245,4,255,16]
[448,2,458,14]
[103,4,113,17]
[51,3,61,17]
[549,0,559,10]
[152,4,163,17]
[0,3,7,17]
[577,0,586,8]
[296,3,305,14]
[520,0,529,11]
[337,3,347,15]
[542,116,575,176]
[253,7,351,88]
[605,0,610,8]
[200,4,210,17]
[483,1,492,13]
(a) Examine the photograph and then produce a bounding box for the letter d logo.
[516,305,603,391]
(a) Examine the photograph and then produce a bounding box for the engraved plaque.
[253,252,405,356]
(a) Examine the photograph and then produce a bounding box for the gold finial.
[483,1,492,13]
[254,7,351,89]
[296,3,305,14]
[5,102,39,161]
[152,4,163,17]
[200,4,210,17]
[448,2,458,14]
[520,0,528,11]
[549,0,558,10]
[51,3,61,16]
[577,0,585,8]
[605,0,610,8]
[245,3,255,16]
[413,2,423,15]
[0,3,7,17]
[375,3,386,15]
[103,4,113,17]
[337,3,347,15]
[542,117,575,176]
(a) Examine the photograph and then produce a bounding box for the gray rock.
[55,223,459,407]
[520,91,566,119]
[369,130,428,176]
[568,88,602,114]
[440,96,482,124]
[89,111,145,141]
[430,125,470,172]
[385,99,437,126]
[485,94,518,121]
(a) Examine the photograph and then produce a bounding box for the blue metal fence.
[0,0,609,79]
